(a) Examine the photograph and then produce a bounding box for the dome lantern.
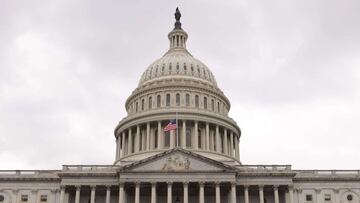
[168,8,188,50]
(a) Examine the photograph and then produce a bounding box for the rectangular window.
[325,194,331,201]
[40,195,48,202]
[21,195,28,202]
[306,195,313,202]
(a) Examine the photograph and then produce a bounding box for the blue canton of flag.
[164,119,177,132]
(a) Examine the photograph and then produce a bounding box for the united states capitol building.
[1,8,359,203]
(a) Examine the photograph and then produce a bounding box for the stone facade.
[1,8,359,203]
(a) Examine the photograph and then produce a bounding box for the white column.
[146,122,151,150]
[288,186,294,203]
[235,135,240,160]
[182,120,186,148]
[315,189,321,203]
[151,182,157,203]
[12,190,18,203]
[334,189,340,203]
[216,125,221,153]
[119,183,124,203]
[167,182,172,203]
[231,183,236,203]
[194,121,199,149]
[135,183,140,203]
[75,186,81,203]
[122,132,126,156]
[115,137,119,160]
[230,132,234,157]
[128,128,133,154]
[30,190,36,203]
[206,123,210,150]
[274,185,280,203]
[199,182,205,203]
[105,186,111,203]
[135,125,140,152]
[259,185,264,203]
[244,185,249,203]
[90,186,96,203]
[223,129,228,154]
[60,186,65,203]
[184,182,189,203]
[157,121,162,149]
[215,182,220,203]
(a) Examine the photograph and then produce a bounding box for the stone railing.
[239,165,292,171]
[62,165,118,171]
[0,170,59,177]
[295,170,360,176]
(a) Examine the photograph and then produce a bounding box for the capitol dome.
[114,8,241,166]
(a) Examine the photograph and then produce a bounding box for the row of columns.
[57,183,293,203]
[117,120,240,160]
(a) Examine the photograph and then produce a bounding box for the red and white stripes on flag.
[164,119,177,132]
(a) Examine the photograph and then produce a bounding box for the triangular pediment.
[120,148,237,172]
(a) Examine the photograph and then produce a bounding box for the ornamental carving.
[162,155,190,171]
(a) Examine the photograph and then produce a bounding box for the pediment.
[120,148,236,172]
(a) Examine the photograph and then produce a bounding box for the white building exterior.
[1,8,359,203]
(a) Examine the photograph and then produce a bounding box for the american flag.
[164,119,177,132]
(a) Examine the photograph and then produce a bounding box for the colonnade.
[116,120,240,161]
[59,183,293,203]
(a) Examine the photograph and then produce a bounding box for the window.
[141,99,145,111]
[185,94,190,107]
[148,96,152,109]
[204,97,207,109]
[21,195,28,202]
[195,95,199,107]
[157,95,161,108]
[347,195,353,201]
[166,94,171,107]
[0,195,4,202]
[176,93,180,106]
[154,129,158,148]
[164,131,170,147]
[40,195,47,202]
[324,194,331,201]
[217,102,220,112]
[135,102,138,112]
[211,99,214,111]
[306,195,313,202]
[198,129,202,148]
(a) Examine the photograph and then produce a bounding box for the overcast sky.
[1,0,360,170]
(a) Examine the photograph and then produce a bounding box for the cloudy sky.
[1,0,360,170]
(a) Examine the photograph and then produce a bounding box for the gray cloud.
[0,0,359,170]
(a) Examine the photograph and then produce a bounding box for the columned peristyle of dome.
[114,8,241,166]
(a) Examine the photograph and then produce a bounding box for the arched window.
[148,96,152,109]
[195,95,199,107]
[217,102,220,112]
[204,97,207,109]
[211,99,215,111]
[176,93,180,106]
[166,94,171,107]
[157,95,161,107]
[185,94,190,106]
[141,99,145,111]
[136,102,138,112]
